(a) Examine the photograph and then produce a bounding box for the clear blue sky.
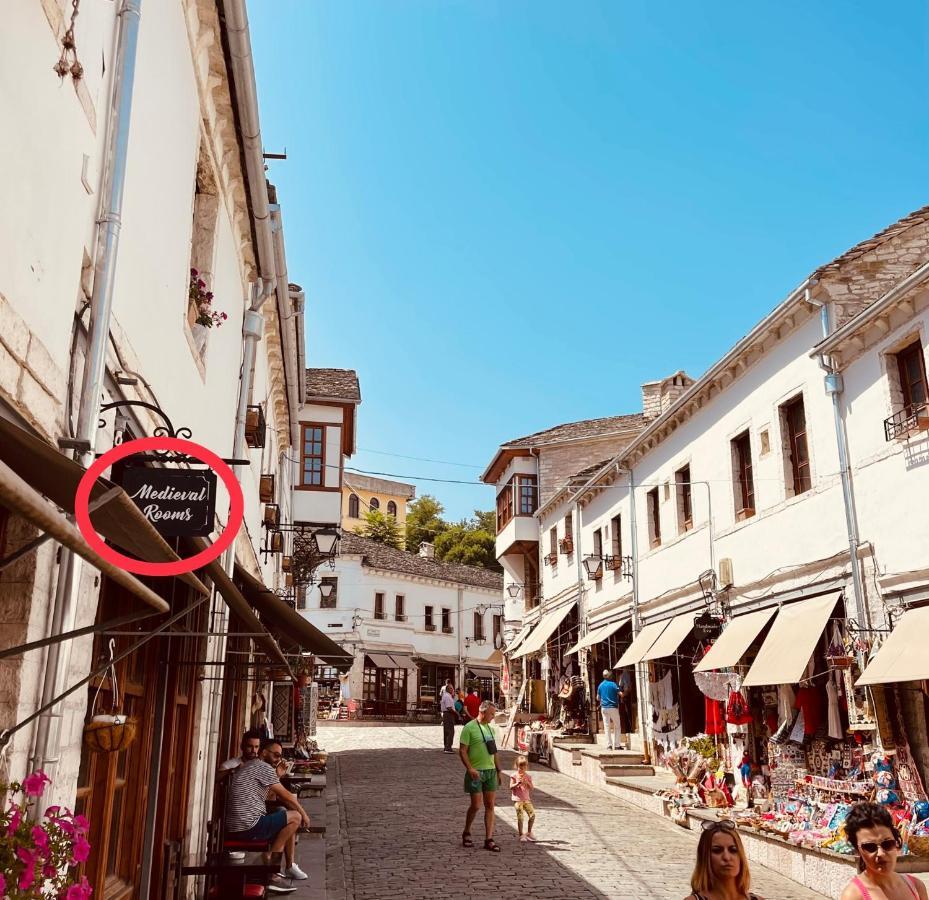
[249,1,929,521]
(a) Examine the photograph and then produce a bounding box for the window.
[493,614,502,645]
[347,493,360,518]
[732,431,755,519]
[647,487,661,547]
[759,428,771,456]
[387,500,397,518]
[370,497,380,510]
[300,424,325,487]
[425,605,435,631]
[395,594,405,622]
[319,577,338,608]
[549,526,558,562]
[675,465,692,533]
[593,528,603,571]
[441,607,452,633]
[295,584,307,609]
[896,340,928,412]
[610,514,622,562]
[781,395,811,496]
[374,592,385,620]
[473,611,485,641]
[187,143,220,364]
[517,475,538,516]
[496,484,515,531]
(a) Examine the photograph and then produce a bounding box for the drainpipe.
[573,500,592,727]
[457,588,464,689]
[291,287,306,407]
[270,199,301,448]
[625,466,652,764]
[31,0,143,810]
[808,287,869,632]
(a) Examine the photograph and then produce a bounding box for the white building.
[299,533,504,713]
[0,3,347,896]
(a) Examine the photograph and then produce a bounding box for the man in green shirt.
[459,700,503,852]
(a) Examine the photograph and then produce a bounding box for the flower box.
[260,473,276,503]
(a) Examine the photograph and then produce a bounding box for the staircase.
[597,748,655,782]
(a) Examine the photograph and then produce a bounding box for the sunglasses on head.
[859,839,899,854]
[701,819,737,832]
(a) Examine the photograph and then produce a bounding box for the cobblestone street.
[321,723,827,900]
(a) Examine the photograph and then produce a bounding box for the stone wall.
[538,430,643,505]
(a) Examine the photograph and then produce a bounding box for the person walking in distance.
[510,756,536,843]
[459,700,504,852]
[440,679,458,753]
[684,820,764,900]
[597,670,622,751]
[464,683,481,720]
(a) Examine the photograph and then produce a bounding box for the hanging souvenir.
[726,688,753,726]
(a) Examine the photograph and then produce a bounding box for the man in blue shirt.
[597,670,624,751]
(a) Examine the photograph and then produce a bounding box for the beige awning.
[694,608,778,672]
[743,592,841,687]
[0,415,207,597]
[505,623,534,655]
[565,618,627,656]
[0,458,169,613]
[640,612,695,661]
[512,602,576,658]
[857,606,929,685]
[235,564,353,668]
[614,620,669,668]
[416,653,460,667]
[390,654,417,671]
[365,653,397,669]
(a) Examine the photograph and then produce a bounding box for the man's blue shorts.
[229,807,287,842]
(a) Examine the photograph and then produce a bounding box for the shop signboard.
[121,467,217,537]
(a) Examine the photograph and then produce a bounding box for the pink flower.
[197,279,206,289]
[0,873,5,896]
[32,824,49,853]
[71,834,91,863]
[205,291,214,300]
[16,846,37,890]
[42,864,57,878]
[56,816,76,837]
[7,805,22,835]
[22,770,51,798]
[46,805,61,816]
[74,813,90,832]
[65,878,93,900]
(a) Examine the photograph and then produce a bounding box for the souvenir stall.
[660,592,929,868]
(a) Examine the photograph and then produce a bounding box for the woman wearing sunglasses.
[684,820,763,900]
[840,802,928,900]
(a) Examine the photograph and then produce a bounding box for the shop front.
[415,653,459,707]
[363,655,409,717]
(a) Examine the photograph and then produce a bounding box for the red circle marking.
[74,436,244,577]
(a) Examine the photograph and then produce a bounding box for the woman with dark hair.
[840,802,928,900]
[683,820,763,900]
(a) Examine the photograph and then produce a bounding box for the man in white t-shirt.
[217,729,262,784]
[440,680,458,753]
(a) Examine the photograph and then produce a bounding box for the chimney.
[418,542,435,559]
[641,381,662,422]
[660,372,694,413]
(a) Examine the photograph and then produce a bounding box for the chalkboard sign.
[121,467,217,537]
[694,611,722,638]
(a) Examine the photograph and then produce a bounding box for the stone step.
[552,734,596,746]
[601,763,655,777]
[581,748,645,763]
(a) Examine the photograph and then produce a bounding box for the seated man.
[217,729,261,785]
[224,739,311,893]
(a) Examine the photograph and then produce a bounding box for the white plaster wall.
[539,502,581,599]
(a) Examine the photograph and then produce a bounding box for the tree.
[434,522,502,571]
[405,494,447,554]
[354,508,405,550]
[473,509,496,534]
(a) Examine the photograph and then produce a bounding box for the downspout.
[573,499,592,733]
[457,587,464,690]
[291,286,306,407]
[808,287,869,633]
[31,0,143,809]
[625,466,652,764]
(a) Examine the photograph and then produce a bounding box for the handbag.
[479,723,498,755]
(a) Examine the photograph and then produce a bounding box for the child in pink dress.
[510,756,536,842]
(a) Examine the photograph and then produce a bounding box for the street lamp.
[506,583,523,599]
[582,554,603,580]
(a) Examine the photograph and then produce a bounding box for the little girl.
[510,756,536,842]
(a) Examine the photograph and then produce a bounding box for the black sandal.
[462,832,474,847]
[483,839,501,852]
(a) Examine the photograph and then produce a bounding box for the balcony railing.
[885,403,929,441]
[605,555,634,579]
[425,623,436,631]
[442,625,454,634]
[545,551,558,566]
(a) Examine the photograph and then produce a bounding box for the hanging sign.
[694,611,722,639]
[121,467,217,537]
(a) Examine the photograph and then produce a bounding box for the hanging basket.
[83,714,137,753]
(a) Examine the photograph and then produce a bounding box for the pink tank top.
[851,874,920,900]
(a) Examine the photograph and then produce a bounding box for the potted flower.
[189,268,228,353]
[0,770,93,899]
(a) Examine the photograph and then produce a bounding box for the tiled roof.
[501,413,646,449]
[305,368,361,403]
[814,204,929,277]
[340,533,503,591]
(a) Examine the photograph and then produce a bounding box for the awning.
[467,666,499,679]
[694,608,777,672]
[365,653,398,669]
[743,592,841,687]
[640,612,695,661]
[857,606,929,685]
[505,623,534,655]
[235,564,353,669]
[0,458,169,614]
[565,618,627,656]
[193,549,290,674]
[0,415,207,597]
[614,620,668,668]
[389,653,417,671]
[512,602,576,658]
[415,653,460,667]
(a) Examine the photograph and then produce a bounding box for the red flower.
[32,824,49,853]
[42,864,57,878]
[190,268,198,277]
[197,279,206,289]
[16,846,37,890]
[74,813,90,832]
[66,878,93,900]
[23,770,51,798]
[72,834,91,864]
[7,805,22,835]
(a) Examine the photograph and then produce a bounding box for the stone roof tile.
[305,368,361,403]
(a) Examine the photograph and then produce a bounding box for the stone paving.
[320,722,828,900]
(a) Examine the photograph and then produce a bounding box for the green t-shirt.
[460,718,497,771]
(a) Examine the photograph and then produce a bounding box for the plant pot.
[259,474,276,503]
[83,714,137,753]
